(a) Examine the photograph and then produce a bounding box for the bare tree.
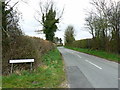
[85,0,120,53]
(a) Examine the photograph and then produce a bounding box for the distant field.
[65,46,120,62]
[2,48,66,88]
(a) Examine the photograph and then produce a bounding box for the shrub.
[2,36,55,75]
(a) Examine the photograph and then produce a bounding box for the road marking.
[77,55,82,58]
[85,60,102,70]
[68,84,70,88]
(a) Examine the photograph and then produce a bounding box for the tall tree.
[35,0,63,42]
[2,0,23,59]
[2,0,22,38]
[64,25,75,46]
[43,5,59,41]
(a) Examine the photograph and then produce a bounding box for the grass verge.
[65,46,120,62]
[2,48,66,88]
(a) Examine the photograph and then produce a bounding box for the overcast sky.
[10,0,118,41]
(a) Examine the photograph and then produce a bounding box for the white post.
[31,62,33,71]
[11,63,13,73]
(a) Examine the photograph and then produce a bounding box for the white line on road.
[68,84,70,88]
[77,55,82,58]
[85,60,102,70]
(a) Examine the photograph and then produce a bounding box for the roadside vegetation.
[64,0,120,63]
[2,33,55,75]
[2,0,66,88]
[65,46,120,62]
[2,0,59,75]
[2,48,66,88]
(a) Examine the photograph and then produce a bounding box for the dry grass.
[2,36,55,75]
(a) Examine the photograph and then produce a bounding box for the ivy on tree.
[35,0,63,42]
[42,6,59,42]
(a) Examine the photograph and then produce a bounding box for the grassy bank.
[65,46,120,62]
[2,48,66,88]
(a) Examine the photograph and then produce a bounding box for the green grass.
[0,76,1,88]
[65,46,120,62]
[2,48,66,88]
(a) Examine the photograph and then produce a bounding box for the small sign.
[9,59,34,63]
[9,59,34,73]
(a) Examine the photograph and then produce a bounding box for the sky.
[9,0,119,42]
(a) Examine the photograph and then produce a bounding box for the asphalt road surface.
[58,47,118,88]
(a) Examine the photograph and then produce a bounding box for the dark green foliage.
[40,2,59,42]
[43,7,59,41]
[36,0,64,42]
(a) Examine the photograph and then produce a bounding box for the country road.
[57,47,118,88]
